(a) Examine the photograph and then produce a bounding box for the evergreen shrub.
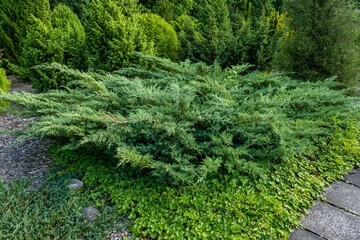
[20,4,87,92]
[49,119,360,239]
[2,55,359,184]
[139,13,180,60]
[85,0,154,71]
[0,68,10,108]
[274,0,360,84]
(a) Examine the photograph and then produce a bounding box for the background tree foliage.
[85,0,153,71]
[19,4,86,91]
[1,0,358,91]
[275,0,360,83]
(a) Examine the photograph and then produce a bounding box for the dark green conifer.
[275,0,360,83]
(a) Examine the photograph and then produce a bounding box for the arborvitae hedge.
[2,55,359,184]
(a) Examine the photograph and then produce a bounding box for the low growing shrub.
[49,119,360,239]
[2,55,359,184]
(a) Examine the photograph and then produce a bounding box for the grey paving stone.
[300,201,360,240]
[288,229,323,240]
[343,168,360,188]
[323,181,360,215]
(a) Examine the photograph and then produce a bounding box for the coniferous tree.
[0,68,10,107]
[0,0,20,64]
[20,4,88,91]
[172,15,205,62]
[275,0,360,83]
[85,0,154,71]
[193,0,234,64]
[49,0,90,22]
[139,13,180,60]
[51,4,87,70]
[18,0,52,36]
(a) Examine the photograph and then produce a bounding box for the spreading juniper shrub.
[1,54,359,184]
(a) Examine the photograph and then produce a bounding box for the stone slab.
[323,181,360,215]
[300,201,360,240]
[288,229,323,240]
[343,168,360,188]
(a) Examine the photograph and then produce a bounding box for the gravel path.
[0,76,53,189]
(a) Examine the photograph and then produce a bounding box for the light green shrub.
[19,4,87,92]
[85,0,154,71]
[139,13,180,60]
[0,68,10,108]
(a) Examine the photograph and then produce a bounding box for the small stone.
[67,179,84,191]
[80,207,100,223]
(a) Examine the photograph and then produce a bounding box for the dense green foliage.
[49,119,360,239]
[1,0,359,91]
[49,0,90,22]
[0,68,10,108]
[139,13,180,60]
[275,0,360,83]
[19,4,86,91]
[1,0,360,239]
[84,0,153,71]
[0,174,127,239]
[0,0,20,64]
[2,56,359,184]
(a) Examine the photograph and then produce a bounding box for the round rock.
[80,207,100,223]
[67,179,84,191]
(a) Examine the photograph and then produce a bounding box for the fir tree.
[20,4,88,91]
[49,0,90,22]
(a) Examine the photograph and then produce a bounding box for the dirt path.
[0,76,53,189]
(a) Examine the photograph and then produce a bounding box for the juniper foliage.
[2,55,359,184]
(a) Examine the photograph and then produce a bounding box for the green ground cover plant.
[0,173,127,240]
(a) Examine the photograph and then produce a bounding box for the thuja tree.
[49,0,90,22]
[20,4,87,91]
[139,13,180,60]
[2,54,359,184]
[139,0,194,22]
[275,0,360,84]
[0,0,50,65]
[85,0,154,71]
